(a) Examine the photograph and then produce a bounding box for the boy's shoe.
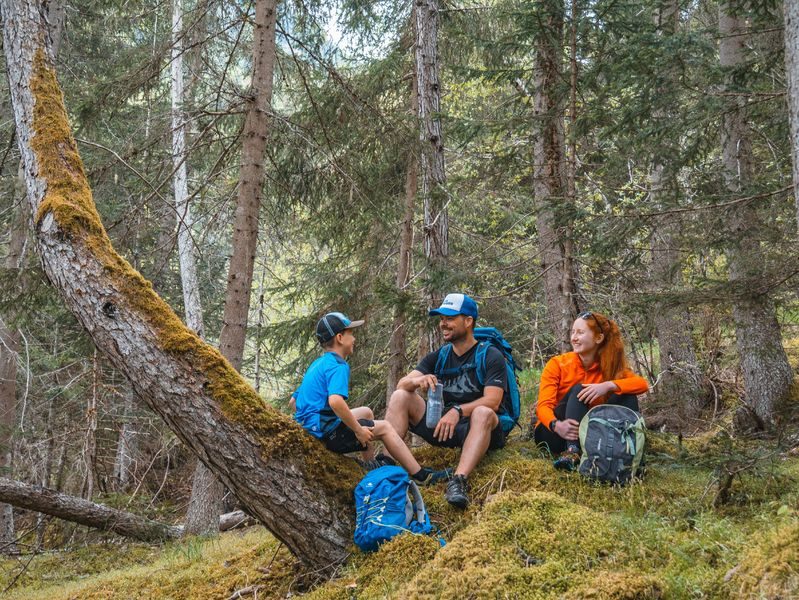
[553,450,580,472]
[415,467,453,486]
[445,475,470,509]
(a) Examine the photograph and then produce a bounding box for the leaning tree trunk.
[1,0,358,569]
[785,0,799,230]
[719,4,793,429]
[532,0,578,352]
[415,0,448,353]
[649,0,706,412]
[217,0,276,371]
[0,477,181,542]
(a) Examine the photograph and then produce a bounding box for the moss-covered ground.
[2,430,798,599]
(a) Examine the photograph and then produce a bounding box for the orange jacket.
[536,352,649,430]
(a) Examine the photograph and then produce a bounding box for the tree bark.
[719,4,793,429]
[785,0,799,230]
[83,350,99,499]
[171,0,224,537]
[217,0,277,371]
[532,0,578,352]
[0,477,181,542]
[386,78,418,403]
[649,0,706,412]
[0,312,18,553]
[113,388,137,490]
[1,0,358,570]
[415,0,448,352]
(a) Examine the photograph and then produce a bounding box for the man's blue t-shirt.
[293,352,350,438]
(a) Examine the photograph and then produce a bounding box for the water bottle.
[425,383,444,429]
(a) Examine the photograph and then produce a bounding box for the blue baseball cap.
[315,312,364,344]
[429,293,478,319]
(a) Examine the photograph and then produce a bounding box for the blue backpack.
[433,326,521,434]
[353,466,432,552]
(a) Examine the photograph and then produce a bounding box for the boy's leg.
[351,406,375,420]
[454,407,500,477]
[370,420,421,473]
[350,407,376,459]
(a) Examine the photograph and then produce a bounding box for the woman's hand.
[553,418,580,441]
[576,381,617,404]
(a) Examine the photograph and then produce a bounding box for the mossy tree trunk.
[532,0,579,352]
[1,0,359,570]
[719,3,793,429]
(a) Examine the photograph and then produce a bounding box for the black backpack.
[578,404,646,485]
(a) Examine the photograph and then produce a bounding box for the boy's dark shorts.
[409,409,506,450]
[322,419,374,454]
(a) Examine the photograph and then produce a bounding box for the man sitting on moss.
[385,294,509,509]
[293,311,450,485]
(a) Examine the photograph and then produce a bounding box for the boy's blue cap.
[316,312,364,344]
[429,293,478,319]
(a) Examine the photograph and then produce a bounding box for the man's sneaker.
[445,475,470,509]
[553,450,580,472]
[415,467,453,486]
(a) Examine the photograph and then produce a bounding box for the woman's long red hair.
[585,313,629,381]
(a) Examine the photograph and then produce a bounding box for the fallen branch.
[0,477,181,542]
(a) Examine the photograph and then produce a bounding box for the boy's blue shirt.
[293,352,350,438]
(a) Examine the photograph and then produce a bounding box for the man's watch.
[549,419,558,431]
[452,405,464,417]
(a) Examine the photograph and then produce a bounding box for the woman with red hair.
[533,311,649,471]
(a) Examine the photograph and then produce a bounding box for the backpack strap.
[406,479,426,525]
[434,344,453,378]
[474,341,489,387]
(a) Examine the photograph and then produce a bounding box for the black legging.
[534,383,639,455]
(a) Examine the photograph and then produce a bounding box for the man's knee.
[470,406,498,430]
[387,389,419,416]
[371,419,395,437]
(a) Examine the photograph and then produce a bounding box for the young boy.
[294,312,450,485]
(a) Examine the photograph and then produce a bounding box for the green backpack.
[578,404,646,485]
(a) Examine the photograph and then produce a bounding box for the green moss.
[305,534,441,600]
[399,491,616,599]
[4,529,285,600]
[29,51,359,503]
[568,570,664,599]
[726,521,799,598]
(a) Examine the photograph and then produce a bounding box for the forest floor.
[1,427,798,599]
